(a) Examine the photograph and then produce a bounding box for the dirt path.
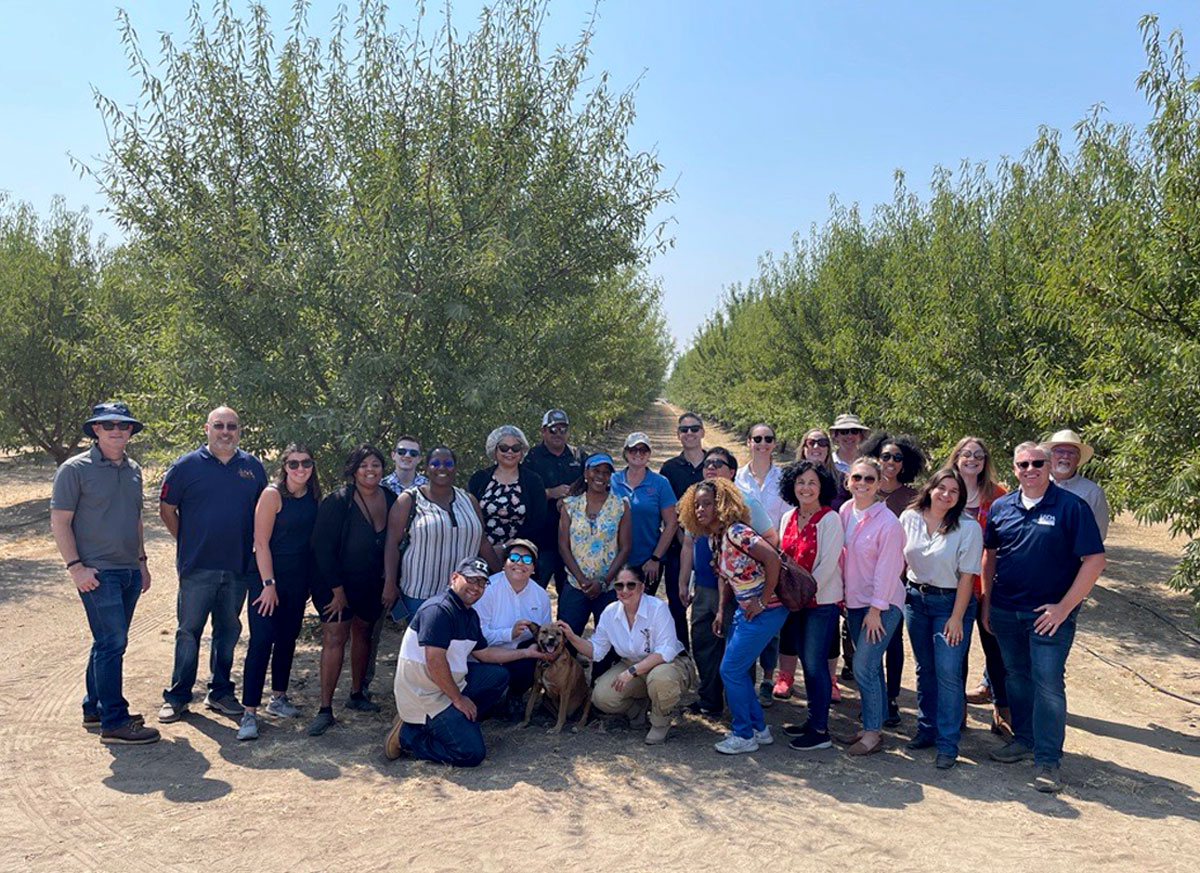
[0,403,1197,873]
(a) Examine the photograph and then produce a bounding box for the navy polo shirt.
[160,445,267,575]
[521,442,584,546]
[983,482,1104,612]
[411,589,488,652]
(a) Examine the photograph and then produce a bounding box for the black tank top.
[269,488,318,557]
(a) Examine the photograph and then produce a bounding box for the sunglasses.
[805,437,830,447]
[703,458,730,469]
[428,458,456,468]
[285,458,314,470]
[547,424,568,435]
[850,473,878,483]
[832,430,863,437]
[626,446,650,454]
[678,424,702,434]
[751,435,775,444]
[496,443,523,454]
[98,422,133,432]
[1015,459,1047,470]
[210,422,238,431]
[959,450,987,461]
[393,447,421,457]
[507,552,534,565]
[879,451,905,463]
[612,581,639,591]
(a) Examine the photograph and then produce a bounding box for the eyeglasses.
[507,552,534,565]
[496,443,523,454]
[428,458,455,468]
[959,450,986,461]
[703,458,730,469]
[805,437,830,447]
[463,575,489,587]
[879,451,905,463]
[751,435,775,444]
[98,422,133,432]
[285,459,314,470]
[210,422,238,431]
[393,447,421,457]
[1050,447,1080,456]
[612,581,639,591]
[1015,459,1047,470]
[547,424,568,435]
[850,473,877,483]
[678,424,702,434]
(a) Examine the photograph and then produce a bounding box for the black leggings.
[242,556,309,708]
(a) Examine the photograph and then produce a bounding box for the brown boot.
[991,706,1013,740]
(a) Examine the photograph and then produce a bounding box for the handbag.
[724,527,817,612]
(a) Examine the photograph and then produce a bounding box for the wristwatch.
[627,665,638,677]
[262,578,276,587]
[650,554,662,563]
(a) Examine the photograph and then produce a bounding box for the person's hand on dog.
[555,620,582,646]
[453,696,478,721]
[512,619,539,640]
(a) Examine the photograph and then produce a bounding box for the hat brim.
[83,417,144,439]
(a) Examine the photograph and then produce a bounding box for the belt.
[907,582,957,595]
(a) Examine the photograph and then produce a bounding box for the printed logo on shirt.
[1036,514,1056,527]
[239,469,257,481]
[641,628,652,655]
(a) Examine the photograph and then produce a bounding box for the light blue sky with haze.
[3,1,1197,347]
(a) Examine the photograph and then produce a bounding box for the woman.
[238,444,320,741]
[950,435,1011,737]
[901,468,982,769]
[839,456,906,756]
[678,478,783,755]
[611,432,678,591]
[308,444,397,736]
[473,538,552,716]
[557,564,695,744]
[775,461,845,751]
[558,453,632,635]
[859,431,926,726]
[467,425,547,548]
[736,422,787,529]
[384,445,500,622]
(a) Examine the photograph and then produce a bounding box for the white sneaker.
[715,733,760,755]
[754,726,774,746]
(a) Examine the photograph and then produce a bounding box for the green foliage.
[79,0,671,469]
[668,15,1200,608]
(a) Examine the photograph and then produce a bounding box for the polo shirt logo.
[239,469,257,480]
[1036,514,1056,526]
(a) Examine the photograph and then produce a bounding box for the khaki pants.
[591,655,696,728]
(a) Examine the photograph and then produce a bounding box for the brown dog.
[519,623,592,733]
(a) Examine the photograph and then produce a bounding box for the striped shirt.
[399,486,484,600]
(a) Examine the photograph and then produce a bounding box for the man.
[158,406,267,722]
[1042,429,1109,541]
[657,411,707,648]
[50,402,160,745]
[385,557,549,766]
[982,442,1105,794]
[381,434,427,495]
[521,408,584,590]
[830,413,868,474]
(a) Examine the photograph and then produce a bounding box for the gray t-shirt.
[50,445,143,570]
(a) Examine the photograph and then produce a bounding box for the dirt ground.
[1,401,1198,873]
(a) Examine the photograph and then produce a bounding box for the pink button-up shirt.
[840,500,906,611]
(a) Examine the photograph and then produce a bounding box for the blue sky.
[3,1,1197,347]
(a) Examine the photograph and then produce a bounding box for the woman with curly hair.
[678,478,782,755]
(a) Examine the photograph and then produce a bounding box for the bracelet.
[66,558,82,569]
[649,554,662,563]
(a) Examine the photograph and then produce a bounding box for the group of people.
[53,401,1107,794]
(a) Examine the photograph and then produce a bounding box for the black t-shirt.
[521,442,584,545]
[659,452,704,558]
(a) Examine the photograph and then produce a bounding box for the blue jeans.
[557,583,617,636]
[79,568,142,730]
[400,662,509,766]
[164,569,251,706]
[795,604,840,735]
[906,588,975,756]
[847,605,903,731]
[990,604,1078,766]
[719,605,789,738]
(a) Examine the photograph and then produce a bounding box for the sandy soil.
[1,402,1198,873]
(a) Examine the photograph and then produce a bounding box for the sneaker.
[782,721,811,739]
[883,699,902,728]
[789,730,833,751]
[237,711,259,741]
[715,733,760,755]
[82,712,101,730]
[935,754,957,770]
[989,740,1035,763]
[644,724,671,745]
[158,701,188,723]
[265,694,301,719]
[100,719,161,745]
[384,717,405,761]
[830,676,842,703]
[772,676,794,699]
[345,692,381,712]
[1033,765,1064,793]
[905,735,936,751]
[757,682,774,708]
[753,726,774,746]
[205,693,243,717]
[308,710,336,736]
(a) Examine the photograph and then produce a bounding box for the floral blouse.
[563,492,627,590]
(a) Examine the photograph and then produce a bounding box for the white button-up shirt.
[591,593,682,664]
[472,570,553,648]
[735,463,786,530]
[900,509,984,590]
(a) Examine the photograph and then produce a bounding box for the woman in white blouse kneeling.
[472,538,553,718]
[557,565,695,745]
